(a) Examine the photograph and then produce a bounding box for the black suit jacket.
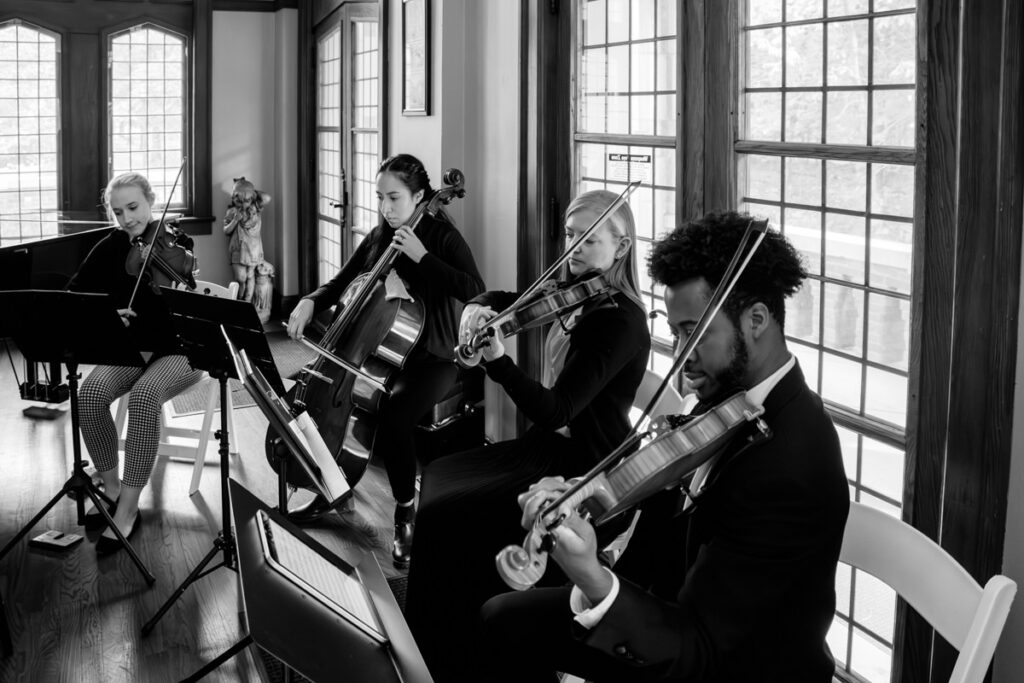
[581,362,849,682]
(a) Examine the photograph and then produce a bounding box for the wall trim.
[212,0,298,12]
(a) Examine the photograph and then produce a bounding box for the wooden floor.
[0,349,405,683]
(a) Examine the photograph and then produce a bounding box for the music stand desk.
[230,480,432,683]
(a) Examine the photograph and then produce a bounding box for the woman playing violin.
[478,212,849,683]
[68,172,204,556]
[284,153,485,565]
[404,190,651,683]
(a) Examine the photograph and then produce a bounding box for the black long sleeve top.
[67,224,182,356]
[475,288,651,463]
[305,213,485,361]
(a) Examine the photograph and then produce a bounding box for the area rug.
[169,331,316,416]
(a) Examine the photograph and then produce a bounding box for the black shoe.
[286,494,339,525]
[84,497,118,530]
[392,521,414,568]
[96,510,142,556]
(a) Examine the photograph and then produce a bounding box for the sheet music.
[258,511,386,643]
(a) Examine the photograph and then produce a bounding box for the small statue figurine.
[251,260,276,324]
[223,176,271,304]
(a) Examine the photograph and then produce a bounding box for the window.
[565,1,919,680]
[573,0,679,378]
[108,24,188,208]
[311,4,381,288]
[0,1,211,240]
[0,20,60,247]
[738,3,916,680]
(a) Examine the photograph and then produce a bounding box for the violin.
[494,217,770,591]
[496,393,769,589]
[125,158,190,311]
[455,182,640,368]
[125,219,198,293]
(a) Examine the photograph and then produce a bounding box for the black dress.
[304,213,484,503]
[404,288,651,683]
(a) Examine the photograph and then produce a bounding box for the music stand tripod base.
[0,290,155,585]
[142,288,284,636]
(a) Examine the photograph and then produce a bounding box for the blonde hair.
[563,189,645,312]
[103,172,156,222]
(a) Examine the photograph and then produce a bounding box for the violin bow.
[480,181,641,334]
[536,216,769,527]
[126,157,188,312]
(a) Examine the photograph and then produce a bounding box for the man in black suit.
[478,212,850,682]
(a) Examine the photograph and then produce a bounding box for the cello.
[265,169,467,490]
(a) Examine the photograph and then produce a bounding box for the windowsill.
[174,216,217,235]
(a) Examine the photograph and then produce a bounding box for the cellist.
[479,212,850,683]
[284,153,484,565]
[404,190,651,682]
[68,172,204,556]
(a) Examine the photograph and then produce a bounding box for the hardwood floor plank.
[0,347,407,681]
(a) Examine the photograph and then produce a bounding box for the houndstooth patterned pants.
[78,355,204,488]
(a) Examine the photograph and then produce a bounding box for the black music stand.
[0,290,154,583]
[182,479,432,683]
[142,287,284,635]
[0,588,11,658]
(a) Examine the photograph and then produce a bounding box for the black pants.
[404,431,592,683]
[375,357,459,503]
[479,586,663,683]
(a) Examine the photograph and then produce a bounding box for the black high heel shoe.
[96,510,142,556]
[84,496,119,530]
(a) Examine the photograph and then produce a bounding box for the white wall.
[388,0,521,440]
[203,9,298,297]
[996,224,1024,681]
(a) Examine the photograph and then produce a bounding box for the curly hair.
[647,211,806,327]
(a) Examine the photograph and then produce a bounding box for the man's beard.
[708,328,749,400]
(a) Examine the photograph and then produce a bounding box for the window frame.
[0,0,213,236]
[526,0,1023,680]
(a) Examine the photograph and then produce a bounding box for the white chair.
[113,280,241,496]
[840,501,1017,683]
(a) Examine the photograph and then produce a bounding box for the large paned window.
[316,24,344,285]
[738,3,916,680]
[573,0,679,378]
[310,3,381,288]
[566,1,918,680]
[108,24,188,208]
[0,0,209,244]
[0,20,60,246]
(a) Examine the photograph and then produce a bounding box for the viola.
[496,392,769,590]
[125,220,198,293]
[455,182,640,368]
[493,217,771,591]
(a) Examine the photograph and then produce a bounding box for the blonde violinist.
[404,190,651,682]
[68,172,203,556]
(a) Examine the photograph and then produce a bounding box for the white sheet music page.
[259,512,385,642]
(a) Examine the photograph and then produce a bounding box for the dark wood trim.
[379,0,390,158]
[680,0,705,221]
[212,0,298,11]
[733,141,916,165]
[518,0,571,435]
[900,0,954,678]
[934,0,1023,678]
[297,0,317,295]
[704,0,736,211]
[192,0,213,230]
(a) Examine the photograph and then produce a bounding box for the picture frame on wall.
[402,0,429,116]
